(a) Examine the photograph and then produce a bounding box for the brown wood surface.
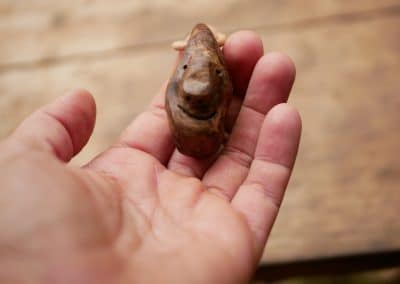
[0,0,399,266]
[0,0,398,67]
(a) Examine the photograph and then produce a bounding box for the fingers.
[224,30,264,131]
[204,53,296,199]
[224,31,263,96]
[232,104,301,256]
[167,31,263,177]
[11,89,96,162]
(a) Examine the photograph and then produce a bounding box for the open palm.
[0,31,301,284]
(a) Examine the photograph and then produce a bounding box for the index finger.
[115,53,183,165]
[224,31,264,131]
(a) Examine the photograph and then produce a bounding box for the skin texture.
[0,31,301,284]
[166,24,233,158]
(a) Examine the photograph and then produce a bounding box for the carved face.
[177,53,223,120]
[165,23,233,158]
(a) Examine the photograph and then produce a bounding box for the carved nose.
[182,78,213,106]
[180,75,218,119]
[183,76,211,94]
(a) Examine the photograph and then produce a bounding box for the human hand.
[0,31,301,284]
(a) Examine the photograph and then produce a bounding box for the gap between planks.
[0,3,399,73]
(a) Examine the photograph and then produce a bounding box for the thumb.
[10,89,96,162]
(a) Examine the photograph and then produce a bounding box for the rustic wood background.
[0,0,399,265]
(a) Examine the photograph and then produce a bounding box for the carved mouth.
[178,105,216,120]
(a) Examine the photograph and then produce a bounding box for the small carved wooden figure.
[166,23,233,158]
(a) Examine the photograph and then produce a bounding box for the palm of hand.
[1,31,300,284]
[87,147,255,283]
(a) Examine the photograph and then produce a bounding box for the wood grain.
[0,0,399,67]
[0,0,399,266]
[261,15,400,263]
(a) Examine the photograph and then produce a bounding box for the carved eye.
[216,69,222,76]
[183,64,188,70]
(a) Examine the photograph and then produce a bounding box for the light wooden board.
[260,15,400,263]
[0,0,399,66]
[0,1,399,265]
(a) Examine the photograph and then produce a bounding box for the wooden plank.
[0,0,399,66]
[259,15,400,263]
[0,9,399,265]
[255,249,400,281]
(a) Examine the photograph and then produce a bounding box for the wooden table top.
[0,0,399,266]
